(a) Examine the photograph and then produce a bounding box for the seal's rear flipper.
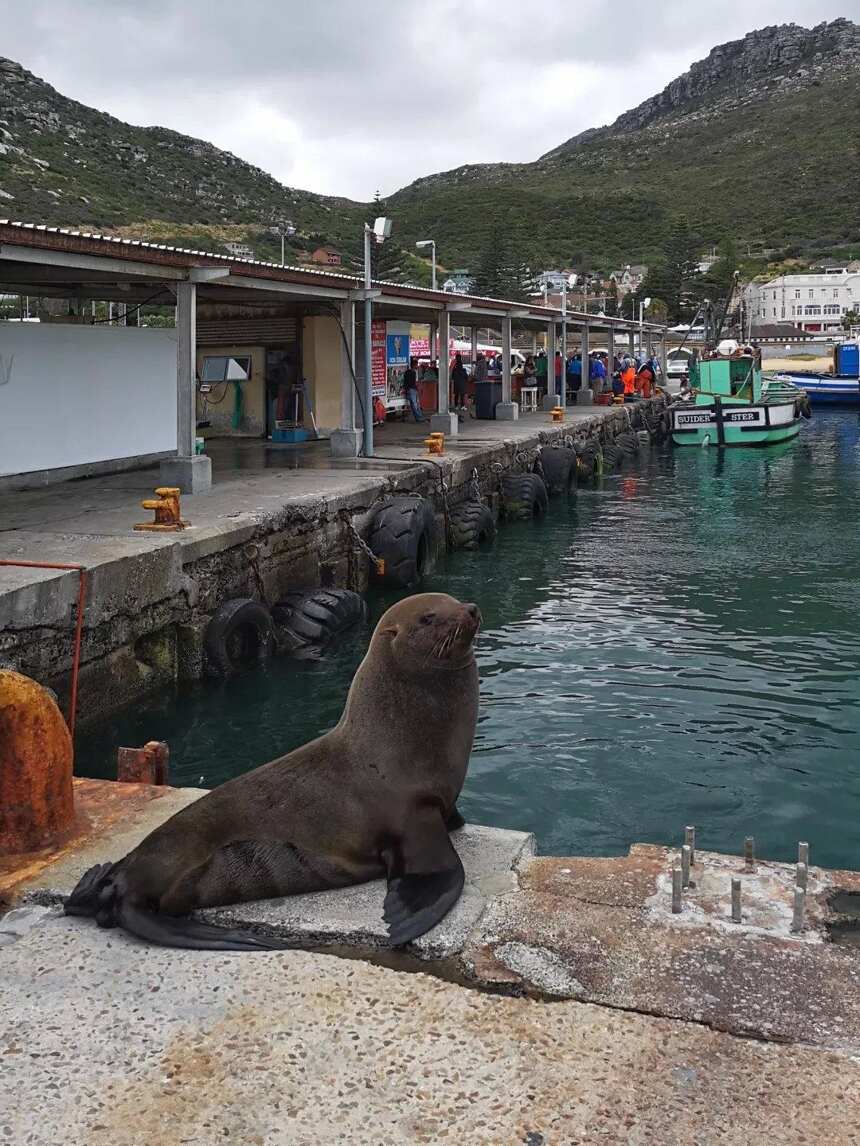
[382,810,465,946]
[118,903,290,951]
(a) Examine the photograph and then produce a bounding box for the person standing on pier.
[451,352,469,413]
[402,357,427,422]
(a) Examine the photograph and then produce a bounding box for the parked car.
[666,347,694,379]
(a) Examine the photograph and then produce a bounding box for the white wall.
[0,323,177,476]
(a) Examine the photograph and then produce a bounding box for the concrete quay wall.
[0,401,665,724]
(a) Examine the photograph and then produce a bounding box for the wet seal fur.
[65,593,481,950]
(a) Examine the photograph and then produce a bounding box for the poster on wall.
[371,320,387,397]
[386,332,410,367]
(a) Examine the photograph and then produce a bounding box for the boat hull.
[768,372,860,405]
[672,400,801,447]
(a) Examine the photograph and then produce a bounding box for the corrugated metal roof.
[0,219,666,329]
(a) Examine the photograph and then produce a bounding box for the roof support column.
[560,313,568,408]
[330,298,361,457]
[496,315,518,420]
[606,324,615,395]
[628,329,636,358]
[660,331,668,388]
[430,309,457,435]
[580,322,593,406]
[159,280,211,494]
[542,321,557,410]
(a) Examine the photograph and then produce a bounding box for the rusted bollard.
[0,669,74,855]
[117,741,169,785]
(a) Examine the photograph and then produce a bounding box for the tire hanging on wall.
[500,473,549,521]
[535,447,576,495]
[204,598,274,677]
[368,496,438,587]
[448,501,497,550]
[271,589,367,650]
[574,440,603,480]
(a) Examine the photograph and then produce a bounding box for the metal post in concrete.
[159,280,211,494]
[796,862,808,892]
[798,841,809,867]
[685,825,696,865]
[330,299,361,458]
[731,878,742,923]
[681,844,691,888]
[542,321,557,411]
[792,885,805,933]
[579,322,593,406]
[431,309,457,436]
[496,315,517,420]
[671,867,683,913]
[362,225,374,458]
[744,836,755,869]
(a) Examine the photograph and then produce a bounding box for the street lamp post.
[363,216,393,457]
[415,240,436,291]
[278,219,296,266]
[639,296,651,358]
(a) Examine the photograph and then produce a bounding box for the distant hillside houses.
[442,269,474,294]
[744,268,859,335]
[224,241,255,260]
[610,264,647,297]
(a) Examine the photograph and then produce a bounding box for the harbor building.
[745,268,860,336]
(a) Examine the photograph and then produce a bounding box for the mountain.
[383,19,860,268]
[0,19,858,272]
[0,57,362,262]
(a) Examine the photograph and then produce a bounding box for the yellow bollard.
[550,406,564,422]
[134,487,188,532]
[424,432,445,456]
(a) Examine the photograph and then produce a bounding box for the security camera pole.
[363,216,393,456]
[415,240,436,291]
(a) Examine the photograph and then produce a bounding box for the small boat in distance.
[766,341,860,405]
[672,346,809,447]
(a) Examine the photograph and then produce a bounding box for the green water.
[79,410,860,870]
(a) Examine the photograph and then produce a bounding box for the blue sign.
[386,333,410,366]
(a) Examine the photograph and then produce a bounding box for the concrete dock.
[3,777,859,1144]
[0,403,656,723]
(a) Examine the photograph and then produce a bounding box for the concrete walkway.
[4,779,859,1144]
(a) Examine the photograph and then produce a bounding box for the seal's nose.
[462,602,482,629]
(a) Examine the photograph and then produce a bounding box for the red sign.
[371,320,387,397]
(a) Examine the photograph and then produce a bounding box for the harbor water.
[80,410,860,870]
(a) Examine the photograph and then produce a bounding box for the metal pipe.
[792,885,805,933]
[671,866,683,913]
[0,560,87,741]
[731,877,742,923]
[681,844,691,888]
[798,841,809,867]
[796,862,808,892]
[744,836,755,869]
[684,825,696,866]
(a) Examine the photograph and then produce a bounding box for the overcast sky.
[3,1,852,202]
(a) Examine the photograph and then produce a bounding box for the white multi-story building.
[744,269,859,335]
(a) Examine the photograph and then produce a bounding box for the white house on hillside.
[744,269,859,335]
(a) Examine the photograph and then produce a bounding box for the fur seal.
[65,592,481,950]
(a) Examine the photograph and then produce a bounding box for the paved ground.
[2,905,859,1146]
[4,780,860,1143]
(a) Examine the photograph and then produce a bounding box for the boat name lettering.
[676,412,714,425]
[726,411,762,423]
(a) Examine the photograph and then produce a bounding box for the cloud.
[2,0,852,200]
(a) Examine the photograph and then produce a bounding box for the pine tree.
[639,215,701,322]
[472,226,532,302]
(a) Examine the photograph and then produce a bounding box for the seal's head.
[375,592,481,670]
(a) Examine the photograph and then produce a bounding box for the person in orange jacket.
[621,362,636,395]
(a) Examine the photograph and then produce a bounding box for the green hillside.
[0,19,857,275]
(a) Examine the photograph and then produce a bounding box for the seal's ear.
[378,624,399,640]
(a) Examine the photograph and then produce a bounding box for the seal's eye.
[420,613,435,625]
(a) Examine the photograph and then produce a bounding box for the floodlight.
[373,217,393,241]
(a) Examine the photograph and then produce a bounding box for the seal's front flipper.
[382,809,465,946]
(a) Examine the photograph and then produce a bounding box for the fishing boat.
[671,348,808,447]
[766,341,860,405]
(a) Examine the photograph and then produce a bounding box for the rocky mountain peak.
[546,19,860,156]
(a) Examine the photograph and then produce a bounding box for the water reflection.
[79,410,860,870]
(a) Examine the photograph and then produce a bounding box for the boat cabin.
[690,355,760,401]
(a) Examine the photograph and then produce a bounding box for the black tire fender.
[535,447,576,495]
[500,472,549,520]
[448,501,497,550]
[271,589,367,647]
[204,598,273,677]
[368,496,438,587]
